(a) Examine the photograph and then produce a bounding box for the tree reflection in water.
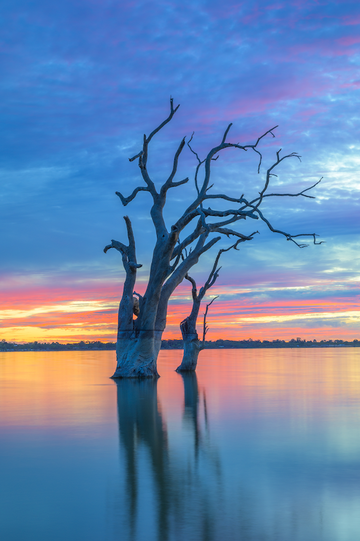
[113,374,220,541]
[180,372,220,476]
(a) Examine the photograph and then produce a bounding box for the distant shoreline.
[1,339,359,352]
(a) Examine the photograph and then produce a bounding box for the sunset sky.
[1,0,360,343]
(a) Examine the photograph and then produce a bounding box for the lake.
[1,348,360,540]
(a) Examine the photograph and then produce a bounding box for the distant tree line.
[0,340,115,351]
[1,338,359,352]
[163,338,360,349]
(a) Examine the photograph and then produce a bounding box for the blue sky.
[1,0,360,342]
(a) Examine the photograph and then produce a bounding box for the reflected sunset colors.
[0,351,117,430]
[1,349,360,540]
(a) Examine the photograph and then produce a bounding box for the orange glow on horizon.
[0,280,359,343]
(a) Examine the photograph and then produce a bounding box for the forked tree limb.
[187,239,244,305]
[161,137,188,192]
[103,216,142,271]
[185,273,198,300]
[115,186,150,206]
[104,216,142,333]
[156,233,222,330]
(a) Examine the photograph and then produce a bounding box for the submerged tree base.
[111,336,161,379]
[176,339,201,372]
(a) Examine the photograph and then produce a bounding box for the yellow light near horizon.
[0,300,118,321]
[0,325,116,343]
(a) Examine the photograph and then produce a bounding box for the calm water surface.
[1,348,360,540]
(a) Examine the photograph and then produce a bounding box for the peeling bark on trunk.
[113,333,162,379]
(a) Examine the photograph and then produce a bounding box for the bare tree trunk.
[180,340,202,371]
[176,245,232,372]
[111,232,218,378]
[177,299,202,372]
[114,332,162,378]
[104,216,161,378]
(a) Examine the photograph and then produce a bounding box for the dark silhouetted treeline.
[1,338,359,352]
[0,340,115,351]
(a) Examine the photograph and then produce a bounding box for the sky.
[0,0,360,343]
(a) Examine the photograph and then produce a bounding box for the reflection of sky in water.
[1,349,360,540]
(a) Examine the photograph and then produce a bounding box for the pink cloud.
[341,80,360,89]
[337,35,360,46]
[1,277,359,342]
[341,15,360,26]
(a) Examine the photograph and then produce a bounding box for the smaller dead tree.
[176,242,240,372]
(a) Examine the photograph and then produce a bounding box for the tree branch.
[168,177,189,188]
[160,234,221,306]
[125,99,182,238]
[207,214,249,228]
[171,213,258,262]
[115,186,150,206]
[221,123,232,144]
[187,133,206,196]
[175,126,278,228]
[198,238,243,301]
[185,273,198,301]
[255,150,302,208]
[202,296,218,343]
[129,97,180,163]
[255,207,323,247]
[161,137,188,193]
[104,216,141,334]
[124,215,136,253]
[103,239,127,254]
[208,226,258,241]
[250,178,323,205]
[202,207,258,220]
[203,193,246,204]
[103,217,143,269]
[171,218,203,260]
[146,97,180,146]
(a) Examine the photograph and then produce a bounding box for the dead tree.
[176,242,240,372]
[104,99,321,378]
